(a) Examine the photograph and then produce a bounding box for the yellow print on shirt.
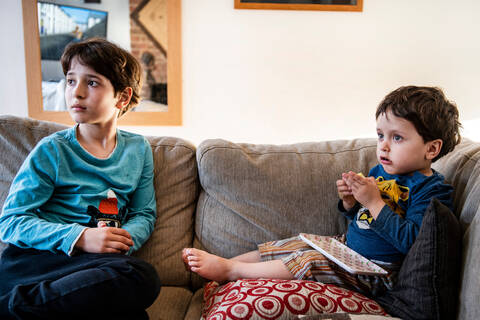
[357,207,374,226]
[356,176,409,229]
[375,176,409,217]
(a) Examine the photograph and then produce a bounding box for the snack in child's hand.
[338,172,364,199]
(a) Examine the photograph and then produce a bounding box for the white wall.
[0,0,28,117]
[2,0,480,145]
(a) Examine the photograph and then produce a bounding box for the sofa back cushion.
[0,115,198,287]
[0,116,68,253]
[135,136,198,286]
[0,116,67,206]
[195,138,378,258]
[432,139,480,319]
[433,139,480,229]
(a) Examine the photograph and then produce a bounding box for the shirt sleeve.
[0,139,86,255]
[369,178,453,254]
[122,139,157,254]
[337,199,360,220]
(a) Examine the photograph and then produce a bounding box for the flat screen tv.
[38,1,108,61]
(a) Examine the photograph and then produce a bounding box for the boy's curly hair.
[376,86,461,162]
[61,38,142,117]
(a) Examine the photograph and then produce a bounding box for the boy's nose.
[380,140,390,151]
[72,83,86,98]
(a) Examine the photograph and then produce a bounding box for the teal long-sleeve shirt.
[0,126,156,255]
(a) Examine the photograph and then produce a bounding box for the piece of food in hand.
[338,172,365,199]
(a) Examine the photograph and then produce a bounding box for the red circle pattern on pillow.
[201,279,388,320]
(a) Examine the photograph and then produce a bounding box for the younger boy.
[0,38,160,319]
[183,86,461,296]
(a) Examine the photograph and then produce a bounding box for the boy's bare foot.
[183,248,235,282]
[182,248,191,271]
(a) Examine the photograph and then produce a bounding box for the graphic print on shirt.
[87,189,127,228]
[356,176,410,229]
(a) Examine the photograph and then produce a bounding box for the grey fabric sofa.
[0,115,478,320]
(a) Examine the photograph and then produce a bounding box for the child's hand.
[336,176,356,211]
[342,171,385,218]
[75,227,134,254]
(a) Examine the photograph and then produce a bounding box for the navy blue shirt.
[340,164,453,263]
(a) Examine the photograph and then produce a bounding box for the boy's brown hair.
[376,86,461,162]
[60,38,142,117]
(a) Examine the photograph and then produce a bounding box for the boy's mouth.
[380,156,392,165]
[70,104,86,111]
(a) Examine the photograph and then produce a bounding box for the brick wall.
[129,0,167,88]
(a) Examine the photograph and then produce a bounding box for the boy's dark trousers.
[0,245,161,320]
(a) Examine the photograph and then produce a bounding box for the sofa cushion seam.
[148,142,195,153]
[198,145,377,165]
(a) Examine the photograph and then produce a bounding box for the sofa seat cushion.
[201,279,388,319]
[147,286,194,319]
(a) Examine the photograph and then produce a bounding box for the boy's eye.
[66,79,75,85]
[88,80,98,87]
[393,135,403,141]
[377,133,384,139]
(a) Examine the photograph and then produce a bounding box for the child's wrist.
[343,198,356,211]
[368,199,386,219]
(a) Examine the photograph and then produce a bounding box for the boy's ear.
[425,139,443,160]
[115,87,133,109]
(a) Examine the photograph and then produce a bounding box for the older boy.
[0,38,160,319]
[183,86,461,296]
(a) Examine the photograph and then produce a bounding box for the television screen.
[38,2,108,61]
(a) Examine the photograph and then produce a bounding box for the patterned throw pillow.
[201,279,388,319]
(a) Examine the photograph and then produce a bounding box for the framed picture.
[22,0,182,126]
[234,0,363,11]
